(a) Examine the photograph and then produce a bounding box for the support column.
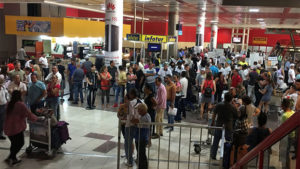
[210,22,218,51]
[168,4,179,59]
[195,1,206,54]
[104,0,123,66]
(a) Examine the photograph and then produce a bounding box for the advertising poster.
[16,20,51,33]
[104,0,123,66]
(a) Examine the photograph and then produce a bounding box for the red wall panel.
[0,3,4,9]
[66,8,79,17]
[123,20,168,36]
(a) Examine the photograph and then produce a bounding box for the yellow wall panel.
[63,18,105,37]
[5,15,64,37]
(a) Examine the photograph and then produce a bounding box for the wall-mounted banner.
[126,34,141,41]
[253,37,267,45]
[168,36,177,43]
[142,35,167,43]
[16,20,51,33]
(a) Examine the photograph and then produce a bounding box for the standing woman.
[46,75,60,120]
[258,73,274,114]
[100,66,112,108]
[4,90,39,165]
[86,64,98,110]
[200,72,216,119]
[215,72,227,102]
[144,84,157,136]
[126,66,137,93]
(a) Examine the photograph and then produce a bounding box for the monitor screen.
[232,37,242,43]
[148,43,161,52]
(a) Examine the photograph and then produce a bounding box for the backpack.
[57,121,71,144]
[203,80,213,98]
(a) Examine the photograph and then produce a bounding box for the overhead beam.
[222,0,300,8]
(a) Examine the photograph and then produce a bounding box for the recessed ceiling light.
[249,8,259,12]
[257,18,264,21]
[138,0,151,2]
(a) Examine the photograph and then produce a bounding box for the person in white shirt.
[288,64,295,87]
[218,64,225,75]
[223,62,232,78]
[45,65,62,84]
[39,53,49,79]
[158,63,172,80]
[219,55,227,65]
[7,74,27,99]
[138,58,145,71]
[178,71,188,119]
[24,56,31,68]
[175,62,184,74]
[0,75,9,140]
[17,46,27,68]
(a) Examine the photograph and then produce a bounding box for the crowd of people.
[0,47,299,168]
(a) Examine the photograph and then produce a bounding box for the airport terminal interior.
[0,0,299,169]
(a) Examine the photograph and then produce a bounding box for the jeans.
[125,126,136,165]
[175,97,183,121]
[8,132,24,160]
[166,101,174,130]
[87,88,97,107]
[215,90,223,103]
[149,111,156,135]
[73,81,83,102]
[101,89,110,104]
[176,98,186,120]
[46,97,59,120]
[0,105,5,136]
[247,85,255,103]
[210,129,232,159]
[115,85,125,104]
[135,139,148,169]
[68,79,74,99]
[43,68,49,79]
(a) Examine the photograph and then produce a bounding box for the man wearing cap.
[158,63,172,80]
[0,75,9,140]
[288,64,296,88]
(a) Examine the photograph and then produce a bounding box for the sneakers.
[112,103,118,108]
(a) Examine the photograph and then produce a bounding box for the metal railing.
[117,121,225,169]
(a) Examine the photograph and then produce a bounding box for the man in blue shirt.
[210,62,219,77]
[72,63,85,104]
[27,73,47,114]
[67,58,77,101]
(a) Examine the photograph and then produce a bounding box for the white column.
[210,22,218,51]
[104,0,123,66]
[195,1,206,54]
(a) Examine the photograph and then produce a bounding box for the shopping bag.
[168,107,177,116]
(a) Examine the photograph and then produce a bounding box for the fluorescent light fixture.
[249,8,259,12]
[44,0,149,21]
[210,20,218,23]
[257,18,264,21]
[138,0,151,2]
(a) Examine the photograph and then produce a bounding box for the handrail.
[231,112,300,169]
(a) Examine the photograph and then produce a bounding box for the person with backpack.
[200,72,216,119]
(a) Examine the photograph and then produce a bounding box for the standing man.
[7,75,27,99]
[72,63,85,105]
[153,77,166,139]
[231,69,242,88]
[158,63,172,80]
[45,65,62,84]
[67,58,77,101]
[284,58,291,84]
[8,61,25,82]
[0,75,9,140]
[288,64,296,88]
[24,56,31,68]
[210,92,238,160]
[82,57,93,73]
[57,60,66,101]
[39,53,49,79]
[248,66,259,103]
[16,46,27,69]
[27,73,47,114]
[108,61,118,94]
[164,75,176,132]
[134,63,145,97]
[178,71,188,119]
[144,62,157,94]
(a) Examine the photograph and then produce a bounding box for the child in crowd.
[132,103,151,169]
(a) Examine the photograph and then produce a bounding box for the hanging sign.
[168,36,177,43]
[253,37,267,45]
[142,35,167,43]
[126,34,141,41]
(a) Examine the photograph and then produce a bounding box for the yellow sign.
[51,37,56,43]
[253,37,267,45]
[142,35,167,43]
[168,36,177,42]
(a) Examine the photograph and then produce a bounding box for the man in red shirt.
[231,69,242,88]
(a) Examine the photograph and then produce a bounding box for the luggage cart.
[26,117,56,157]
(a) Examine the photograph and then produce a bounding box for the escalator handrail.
[231,111,300,169]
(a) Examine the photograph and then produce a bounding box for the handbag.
[168,106,177,116]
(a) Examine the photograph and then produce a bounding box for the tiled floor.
[0,90,282,169]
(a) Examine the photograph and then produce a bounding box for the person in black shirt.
[108,61,118,94]
[248,66,259,103]
[201,57,208,68]
[134,64,145,97]
[86,64,99,109]
[57,59,66,101]
[210,92,238,160]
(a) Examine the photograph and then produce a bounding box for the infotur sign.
[142,35,167,43]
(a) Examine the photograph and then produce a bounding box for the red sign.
[107,2,115,11]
